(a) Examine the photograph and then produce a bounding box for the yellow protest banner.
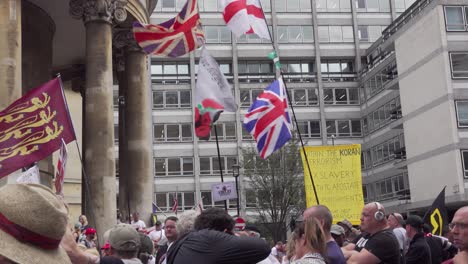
[301,144,364,225]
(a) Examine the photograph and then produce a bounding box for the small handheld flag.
[423,187,448,236]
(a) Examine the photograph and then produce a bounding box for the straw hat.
[0,184,71,264]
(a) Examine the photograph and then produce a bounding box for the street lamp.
[232,164,241,216]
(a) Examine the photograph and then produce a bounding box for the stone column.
[0,0,21,110]
[114,29,153,226]
[70,0,127,240]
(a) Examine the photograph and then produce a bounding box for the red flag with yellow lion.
[0,78,76,178]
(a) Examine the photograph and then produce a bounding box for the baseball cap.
[101,241,111,250]
[84,228,96,235]
[405,215,423,229]
[337,219,353,231]
[108,224,141,251]
[330,224,345,236]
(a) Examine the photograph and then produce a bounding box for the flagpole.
[256,3,320,205]
[56,74,101,249]
[214,125,228,211]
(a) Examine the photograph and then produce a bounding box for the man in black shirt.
[405,215,432,264]
[343,202,401,264]
[166,208,270,264]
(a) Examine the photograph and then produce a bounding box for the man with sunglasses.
[443,206,468,264]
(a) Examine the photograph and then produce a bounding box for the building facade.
[143,0,468,219]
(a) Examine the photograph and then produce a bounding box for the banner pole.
[256,4,320,204]
[214,125,228,211]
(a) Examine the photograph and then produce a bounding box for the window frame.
[455,101,468,127]
[450,52,468,79]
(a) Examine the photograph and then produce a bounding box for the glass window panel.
[318,26,329,42]
[288,0,301,11]
[166,124,180,141]
[202,191,212,206]
[176,0,186,9]
[238,62,247,74]
[338,120,351,136]
[183,192,195,209]
[321,62,328,72]
[178,64,189,75]
[358,26,369,41]
[326,120,336,136]
[220,63,231,74]
[357,0,366,9]
[277,26,288,43]
[341,61,353,72]
[227,157,237,172]
[237,34,248,43]
[275,0,286,12]
[220,27,231,43]
[167,158,180,175]
[182,158,193,175]
[340,0,351,11]
[367,0,380,11]
[342,26,354,42]
[300,0,312,11]
[369,26,382,42]
[328,61,341,72]
[288,63,302,73]
[164,64,177,74]
[162,0,175,9]
[351,120,362,136]
[327,0,340,10]
[154,91,164,108]
[297,121,309,136]
[246,189,257,207]
[457,101,468,126]
[152,64,163,75]
[329,26,343,42]
[379,0,390,11]
[180,91,191,107]
[288,26,302,43]
[200,157,211,174]
[225,123,236,139]
[395,0,405,12]
[451,53,468,78]
[248,63,260,74]
[293,89,307,105]
[349,88,359,104]
[205,26,219,43]
[213,157,222,172]
[317,0,327,11]
[165,91,178,107]
[310,121,321,137]
[154,124,165,141]
[181,124,192,141]
[308,89,318,104]
[204,0,218,11]
[324,89,334,104]
[303,26,314,42]
[240,90,250,106]
[169,193,183,208]
[261,0,271,11]
[156,193,167,209]
[260,63,272,73]
[155,159,165,176]
[335,88,348,104]
[302,63,310,73]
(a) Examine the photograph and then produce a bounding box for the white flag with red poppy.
[194,48,237,139]
[220,0,270,40]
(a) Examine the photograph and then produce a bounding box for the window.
[238,62,275,83]
[356,0,390,12]
[203,0,219,11]
[276,26,314,43]
[316,0,350,11]
[198,156,239,175]
[450,53,468,78]
[155,193,168,210]
[445,6,466,31]
[462,150,468,178]
[246,189,257,208]
[275,0,311,12]
[323,88,359,105]
[154,157,194,176]
[291,88,318,105]
[151,62,190,84]
[326,120,362,137]
[202,191,213,207]
[153,90,191,109]
[456,101,468,127]
[209,123,237,141]
[183,192,195,209]
[204,26,231,43]
[296,120,321,138]
[371,173,409,201]
[114,125,119,143]
[358,26,385,42]
[368,134,404,166]
[318,26,353,43]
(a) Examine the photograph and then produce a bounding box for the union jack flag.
[243,78,292,159]
[133,0,204,58]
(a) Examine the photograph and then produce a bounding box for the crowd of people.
[0,183,467,264]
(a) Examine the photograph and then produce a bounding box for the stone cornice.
[69,0,128,24]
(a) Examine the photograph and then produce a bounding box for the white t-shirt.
[148,229,165,242]
[271,247,278,256]
[131,220,146,230]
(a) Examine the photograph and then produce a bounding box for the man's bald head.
[303,205,333,232]
[451,206,468,251]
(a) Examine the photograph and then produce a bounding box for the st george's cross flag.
[220,0,270,40]
[243,78,292,159]
[194,48,237,139]
[55,139,68,196]
[133,0,205,57]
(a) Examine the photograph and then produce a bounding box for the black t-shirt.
[166,229,271,264]
[354,229,401,264]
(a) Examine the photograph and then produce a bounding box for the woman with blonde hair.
[282,231,298,264]
[291,217,327,264]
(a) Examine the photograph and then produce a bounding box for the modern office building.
[123,0,468,219]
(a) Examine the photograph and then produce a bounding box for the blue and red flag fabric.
[133,0,204,57]
[243,78,292,159]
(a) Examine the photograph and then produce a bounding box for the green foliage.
[242,136,305,242]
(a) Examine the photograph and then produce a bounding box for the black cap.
[244,224,261,235]
[155,220,162,226]
[405,215,424,230]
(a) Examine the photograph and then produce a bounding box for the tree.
[242,137,305,242]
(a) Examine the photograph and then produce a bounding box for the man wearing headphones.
[342,202,400,264]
